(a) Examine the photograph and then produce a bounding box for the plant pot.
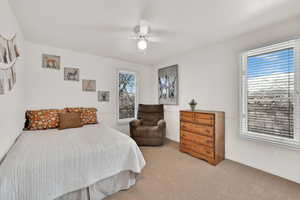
[190,104,196,111]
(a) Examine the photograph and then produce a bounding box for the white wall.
[0,0,25,161]
[24,42,155,134]
[154,15,300,183]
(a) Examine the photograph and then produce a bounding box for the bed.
[0,124,146,200]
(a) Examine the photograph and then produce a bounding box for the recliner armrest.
[157,119,166,128]
[130,119,142,128]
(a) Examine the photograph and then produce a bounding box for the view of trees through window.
[118,71,136,120]
[247,48,294,138]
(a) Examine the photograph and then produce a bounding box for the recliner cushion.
[139,112,163,126]
[132,126,161,138]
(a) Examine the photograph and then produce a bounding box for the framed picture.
[82,79,96,92]
[0,78,4,95]
[64,67,79,81]
[98,91,110,102]
[158,65,178,105]
[42,54,60,69]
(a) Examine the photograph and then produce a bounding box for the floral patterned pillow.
[25,109,64,130]
[65,107,98,125]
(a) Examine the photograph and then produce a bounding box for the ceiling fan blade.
[152,28,178,37]
[138,0,153,21]
[148,37,163,43]
[128,36,138,40]
[79,24,132,34]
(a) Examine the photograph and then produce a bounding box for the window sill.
[117,118,135,125]
[240,132,300,151]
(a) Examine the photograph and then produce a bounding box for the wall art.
[0,34,19,66]
[0,78,4,95]
[98,90,110,102]
[0,37,8,64]
[42,54,60,70]
[11,65,16,85]
[64,67,79,81]
[158,64,178,105]
[0,34,20,94]
[82,79,96,92]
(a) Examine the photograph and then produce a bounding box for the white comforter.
[0,124,146,200]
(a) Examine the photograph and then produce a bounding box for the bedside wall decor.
[0,34,20,94]
[82,79,96,92]
[98,91,110,102]
[64,67,79,81]
[42,54,60,70]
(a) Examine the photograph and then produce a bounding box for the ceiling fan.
[131,20,160,51]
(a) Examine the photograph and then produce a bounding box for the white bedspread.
[0,124,145,200]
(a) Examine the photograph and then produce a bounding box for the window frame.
[239,39,300,149]
[116,69,139,124]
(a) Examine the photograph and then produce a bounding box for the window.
[117,70,138,123]
[240,40,300,148]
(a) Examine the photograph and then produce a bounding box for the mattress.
[0,124,145,200]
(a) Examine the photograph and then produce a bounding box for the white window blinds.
[240,40,300,147]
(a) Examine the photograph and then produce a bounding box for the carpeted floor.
[106,140,300,200]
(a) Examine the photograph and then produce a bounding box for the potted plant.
[189,99,197,111]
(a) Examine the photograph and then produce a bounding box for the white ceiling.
[9,0,300,65]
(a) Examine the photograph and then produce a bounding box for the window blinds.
[246,48,295,139]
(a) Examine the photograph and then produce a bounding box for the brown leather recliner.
[130,104,166,146]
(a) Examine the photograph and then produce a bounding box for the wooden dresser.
[180,110,225,165]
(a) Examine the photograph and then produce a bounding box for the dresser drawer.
[181,140,214,158]
[194,113,214,126]
[181,130,214,147]
[180,111,194,122]
[181,121,214,137]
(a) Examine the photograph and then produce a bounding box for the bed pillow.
[58,112,83,130]
[65,107,98,125]
[25,109,62,130]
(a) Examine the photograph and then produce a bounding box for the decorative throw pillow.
[65,107,98,125]
[25,109,61,130]
[58,112,83,130]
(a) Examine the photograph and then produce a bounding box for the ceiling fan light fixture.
[137,38,148,50]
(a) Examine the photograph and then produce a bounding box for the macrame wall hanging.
[0,34,20,95]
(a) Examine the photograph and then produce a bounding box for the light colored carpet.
[106,140,300,200]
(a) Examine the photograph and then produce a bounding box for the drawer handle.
[206,140,210,144]
[205,129,210,133]
[206,151,211,154]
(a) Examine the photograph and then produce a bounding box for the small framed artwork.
[64,67,79,81]
[98,91,110,102]
[82,79,96,92]
[42,54,60,70]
